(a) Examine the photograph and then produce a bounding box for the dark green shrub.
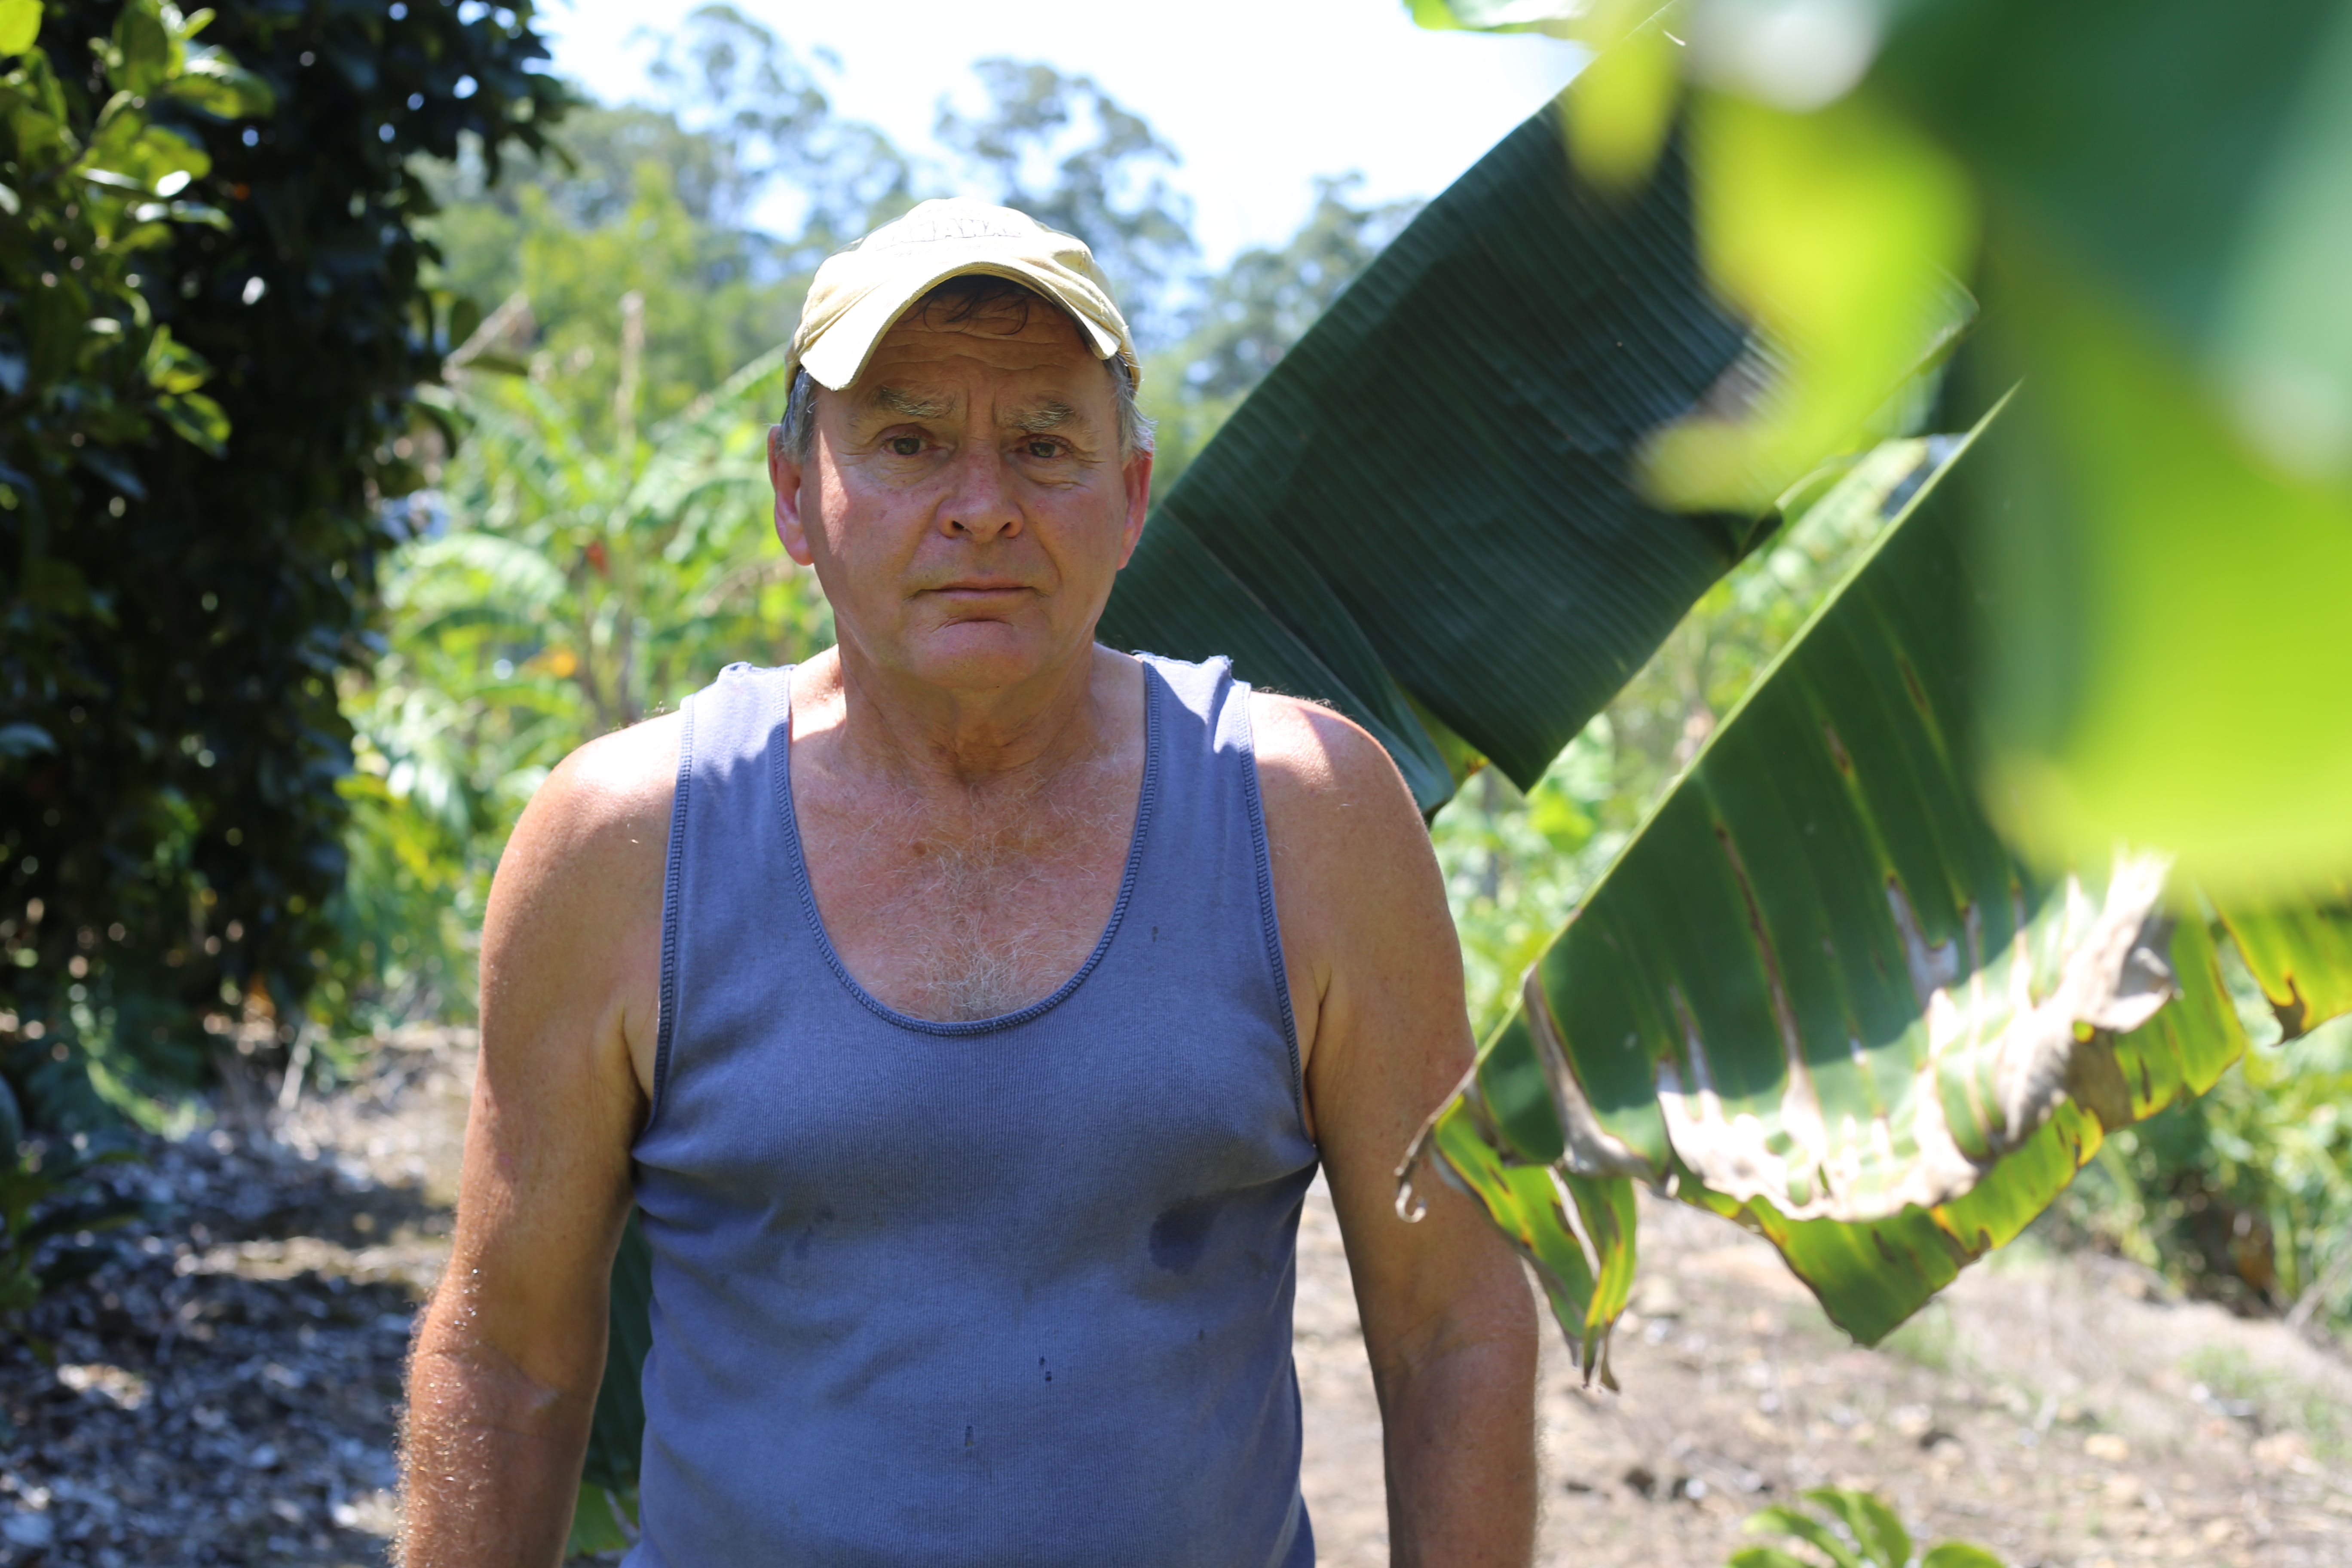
[2,0,564,1128]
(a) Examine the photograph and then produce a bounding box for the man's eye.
[886,435,924,456]
[1025,439,1063,459]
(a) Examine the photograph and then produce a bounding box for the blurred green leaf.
[0,0,40,56]
[1726,1487,2006,1568]
[1919,1545,2008,1568]
[155,391,228,455]
[1641,88,1975,513]
[108,0,173,98]
[1804,1487,1910,1568]
[1967,270,2352,899]
[1560,2,1681,193]
[164,50,274,120]
[1740,1503,1862,1568]
[563,1479,637,1557]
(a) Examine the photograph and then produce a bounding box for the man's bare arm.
[400,719,675,1567]
[1256,694,1539,1568]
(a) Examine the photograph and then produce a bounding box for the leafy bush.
[331,351,832,1026]
[2062,1008,2352,1335]
[2,0,564,1128]
[0,1073,140,1323]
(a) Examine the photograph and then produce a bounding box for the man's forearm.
[1378,1318,1539,1568]
[400,1324,599,1568]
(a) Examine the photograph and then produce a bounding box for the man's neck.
[797,641,1129,797]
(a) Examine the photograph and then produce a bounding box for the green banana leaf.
[1407,397,2352,1353]
[1098,73,1760,803]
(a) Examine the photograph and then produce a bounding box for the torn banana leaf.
[2218,886,2352,1041]
[1406,398,2352,1350]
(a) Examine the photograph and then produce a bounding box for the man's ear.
[1116,448,1152,569]
[769,424,815,566]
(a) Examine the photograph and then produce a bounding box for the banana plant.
[1403,399,2352,1375]
[1369,0,2352,1375]
[340,307,830,1031]
[1408,0,2352,908]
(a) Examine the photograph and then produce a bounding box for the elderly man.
[401,199,1537,1567]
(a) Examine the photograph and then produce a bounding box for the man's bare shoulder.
[487,712,683,952]
[1247,690,1426,862]
[504,713,683,873]
[481,713,683,1095]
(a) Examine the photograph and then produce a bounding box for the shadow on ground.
[0,1032,472,1567]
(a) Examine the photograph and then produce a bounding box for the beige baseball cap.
[785,198,1141,395]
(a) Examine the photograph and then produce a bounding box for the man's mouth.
[925,580,1033,597]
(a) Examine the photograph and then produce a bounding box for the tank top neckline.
[772,658,1165,1039]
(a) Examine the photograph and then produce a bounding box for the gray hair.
[776,287,1153,466]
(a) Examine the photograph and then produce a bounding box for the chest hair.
[801,755,1137,1023]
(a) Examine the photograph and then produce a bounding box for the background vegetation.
[3,0,2344,1362]
[1,0,565,1143]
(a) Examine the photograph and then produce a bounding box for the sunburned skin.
[783,651,1145,1026]
[789,296,1142,701]
[774,296,1151,1027]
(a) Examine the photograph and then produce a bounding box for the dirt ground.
[2,1033,2347,1566]
[1295,1180,2352,1568]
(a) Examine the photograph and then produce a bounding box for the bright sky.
[537,0,1587,269]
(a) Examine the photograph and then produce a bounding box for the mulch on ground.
[0,1036,466,1567]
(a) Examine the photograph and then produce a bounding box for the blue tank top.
[627,654,1321,1567]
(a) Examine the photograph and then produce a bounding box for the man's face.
[770,291,1151,695]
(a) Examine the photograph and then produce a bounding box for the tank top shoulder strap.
[1128,652,1304,1129]
[652,662,794,1122]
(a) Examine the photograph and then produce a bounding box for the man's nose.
[937,445,1023,543]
